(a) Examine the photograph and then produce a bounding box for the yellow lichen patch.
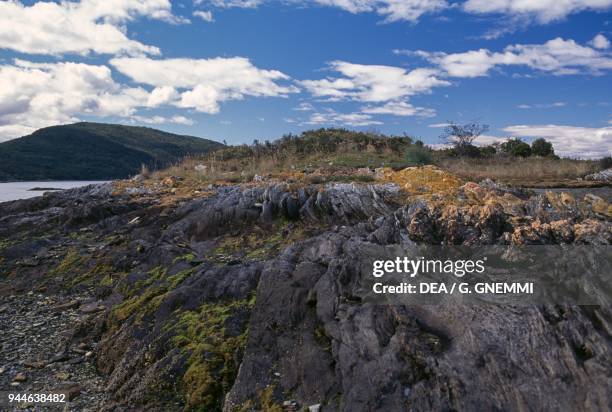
[456,182,524,215]
[460,182,488,204]
[583,194,612,218]
[545,191,577,210]
[376,165,463,195]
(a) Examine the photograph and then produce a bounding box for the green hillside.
[0,122,223,181]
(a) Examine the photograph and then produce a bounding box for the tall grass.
[438,157,600,183]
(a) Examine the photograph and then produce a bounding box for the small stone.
[309,404,321,412]
[53,300,80,312]
[403,387,411,398]
[67,357,84,365]
[48,351,69,364]
[63,384,81,401]
[23,360,46,369]
[77,342,89,350]
[85,351,94,358]
[80,302,105,314]
[10,382,20,387]
[13,372,27,382]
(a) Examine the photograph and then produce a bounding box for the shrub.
[404,145,433,166]
[462,144,483,158]
[531,138,554,157]
[446,144,481,158]
[440,122,489,156]
[600,156,612,170]
[479,145,497,157]
[502,138,532,157]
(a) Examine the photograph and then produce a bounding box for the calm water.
[0,181,109,203]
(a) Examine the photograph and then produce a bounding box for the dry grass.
[151,149,411,187]
[438,157,601,186]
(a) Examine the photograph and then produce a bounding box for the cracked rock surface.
[0,178,610,411]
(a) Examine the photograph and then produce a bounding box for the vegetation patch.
[173,253,197,264]
[49,249,85,277]
[377,165,463,195]
[0,238,18,252]
[439,157,601,185]
[169,296,256,411]
[211,220,314,263]
[112,266,195,325]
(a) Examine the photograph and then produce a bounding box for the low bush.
[404,145,433,166]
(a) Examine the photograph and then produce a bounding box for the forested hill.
[0,122,223,181]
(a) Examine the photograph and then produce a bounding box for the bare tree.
[440,122,489,155]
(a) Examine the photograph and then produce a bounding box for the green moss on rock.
[169,296,256,411]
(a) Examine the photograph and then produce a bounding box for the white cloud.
[0,59,151,140]
[362,101,436,117]
[463,0,612,23]
[0,0,188,57]
[200,0,611,25]
[193,10,214,21]
[200,0,447,21]
[293,102,315,111]
[589,34,611,49]
[517,102,566,109]
[503,124,612,158]
[404,37,612,77]
[303,109,383,126]
[473,134,507,145]
[110,56,298,113]
[299,62,448,124]
[129,115,195,125]
[146,86,180,107]
[195,0,263,7]
[312,0,448,22]
[300,61,449,102]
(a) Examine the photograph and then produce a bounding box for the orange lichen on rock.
[583,194,612,218]
[544,191,612,219]
[460,182,525,215]
[376,165,463,195]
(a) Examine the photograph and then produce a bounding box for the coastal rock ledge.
[1,178,611,411]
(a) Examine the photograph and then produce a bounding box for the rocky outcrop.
[0,176,610,411]
[585,168,612,182]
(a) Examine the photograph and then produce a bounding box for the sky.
[0,0,611,158]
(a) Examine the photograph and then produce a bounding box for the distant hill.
[0,122,223,181]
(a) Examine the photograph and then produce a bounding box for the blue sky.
[0,0,611,157]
